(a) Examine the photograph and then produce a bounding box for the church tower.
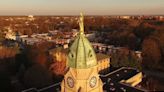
[61,13,103,92]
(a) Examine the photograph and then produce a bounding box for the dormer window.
[71,54,74,58]
[88,50,92,57]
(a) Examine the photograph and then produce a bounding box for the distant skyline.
[0,0,164,15]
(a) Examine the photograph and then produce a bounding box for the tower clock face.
[89,76,97,88]
[67,77,74,88]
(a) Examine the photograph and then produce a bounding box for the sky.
[0,0,164,15]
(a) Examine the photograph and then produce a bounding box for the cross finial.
[79,12,84,34]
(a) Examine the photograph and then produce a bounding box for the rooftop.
[100,67,145,92]
[96,53,110,61]
[49,47,69,55]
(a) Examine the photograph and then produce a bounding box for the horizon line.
[0,14,164,16]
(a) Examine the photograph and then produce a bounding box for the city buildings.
[21,13,145,92]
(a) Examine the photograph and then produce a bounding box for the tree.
[0,31,5,42]
[35,53,49,68]
[142,36,163,70]
[0,72,12,92]
[23,64,53,88]
[134,23,155,40]
[49,47,67,76]
[111,49,141,70]
[49,59,66,76]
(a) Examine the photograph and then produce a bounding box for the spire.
[67,13,97,69]
[79,12,84,34]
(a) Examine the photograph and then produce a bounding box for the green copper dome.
[67,13,97,69]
